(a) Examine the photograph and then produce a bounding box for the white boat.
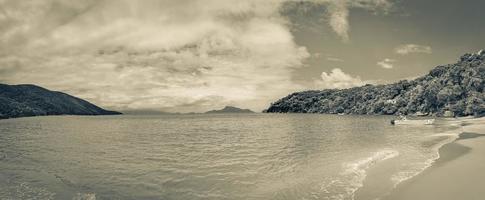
[391,118,435,125]
[414,111,428,117]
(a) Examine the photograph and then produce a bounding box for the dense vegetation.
[266,50,485,117]
[0,84,121,119]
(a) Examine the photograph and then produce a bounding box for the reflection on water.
[0,114,460,200]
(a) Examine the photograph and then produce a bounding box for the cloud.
[326,56,345,62]
[314,68,365,89]
[320,0,394,42]
[281,0,394,42]
[326,0,350,42]
[0,0,311,113]
[312,53,344,62]
[314,53,344,62]
[377,58,396,69]
[394,44,432,55]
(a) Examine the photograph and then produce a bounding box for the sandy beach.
[381,117,485,200]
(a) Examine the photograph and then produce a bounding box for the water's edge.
[375,122,484,200]
[354,120,469,200]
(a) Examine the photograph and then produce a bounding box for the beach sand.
[380,117,485,200]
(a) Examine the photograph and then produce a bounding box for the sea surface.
[0,114,461,200]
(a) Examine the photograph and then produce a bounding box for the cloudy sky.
[1,0,484,112]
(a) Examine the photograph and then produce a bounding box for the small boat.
[337,113,345,116]
[414,111,428,117]
[390,118,435,125]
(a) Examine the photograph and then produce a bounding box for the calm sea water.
[0,114,461,200]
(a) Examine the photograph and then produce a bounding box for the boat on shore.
[391,118,435,125]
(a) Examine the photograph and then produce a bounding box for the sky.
[0,0,484,113]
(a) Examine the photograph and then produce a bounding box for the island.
[266,50,485,117]
[205,106,255,114]
[0,83,122,119]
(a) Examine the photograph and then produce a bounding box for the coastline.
[381,117,485,200]
[0,112,123,120]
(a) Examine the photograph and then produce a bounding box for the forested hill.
[266,50,485,117]
[0,84,121,119]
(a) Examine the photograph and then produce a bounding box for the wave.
[390,130,460,187]
[72,192,96,200]
[320,127,463,200]
[320,149,399,200]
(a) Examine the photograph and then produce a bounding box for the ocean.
[0,114,462,200]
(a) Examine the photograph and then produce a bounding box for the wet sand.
[382,117,485,200]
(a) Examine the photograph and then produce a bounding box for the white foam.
[72,193,96,200]
[391,130,460,187]
[320,149,399,200]
[343,149,399,199]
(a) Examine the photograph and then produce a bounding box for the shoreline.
[381,117,485,200]
[0,113,123,121]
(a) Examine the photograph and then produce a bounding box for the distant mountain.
[121,109,173,115]
[266,50,485,117]
[0,84,121,119]
[205,106,255,114]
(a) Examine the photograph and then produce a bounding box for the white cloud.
[326,0,350,42]
[326,56,344,62]
[314,68,365,89]
[313,53,344,62]
[394,44,432,55]
[377,58,396,69]
[316,0,394,42]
